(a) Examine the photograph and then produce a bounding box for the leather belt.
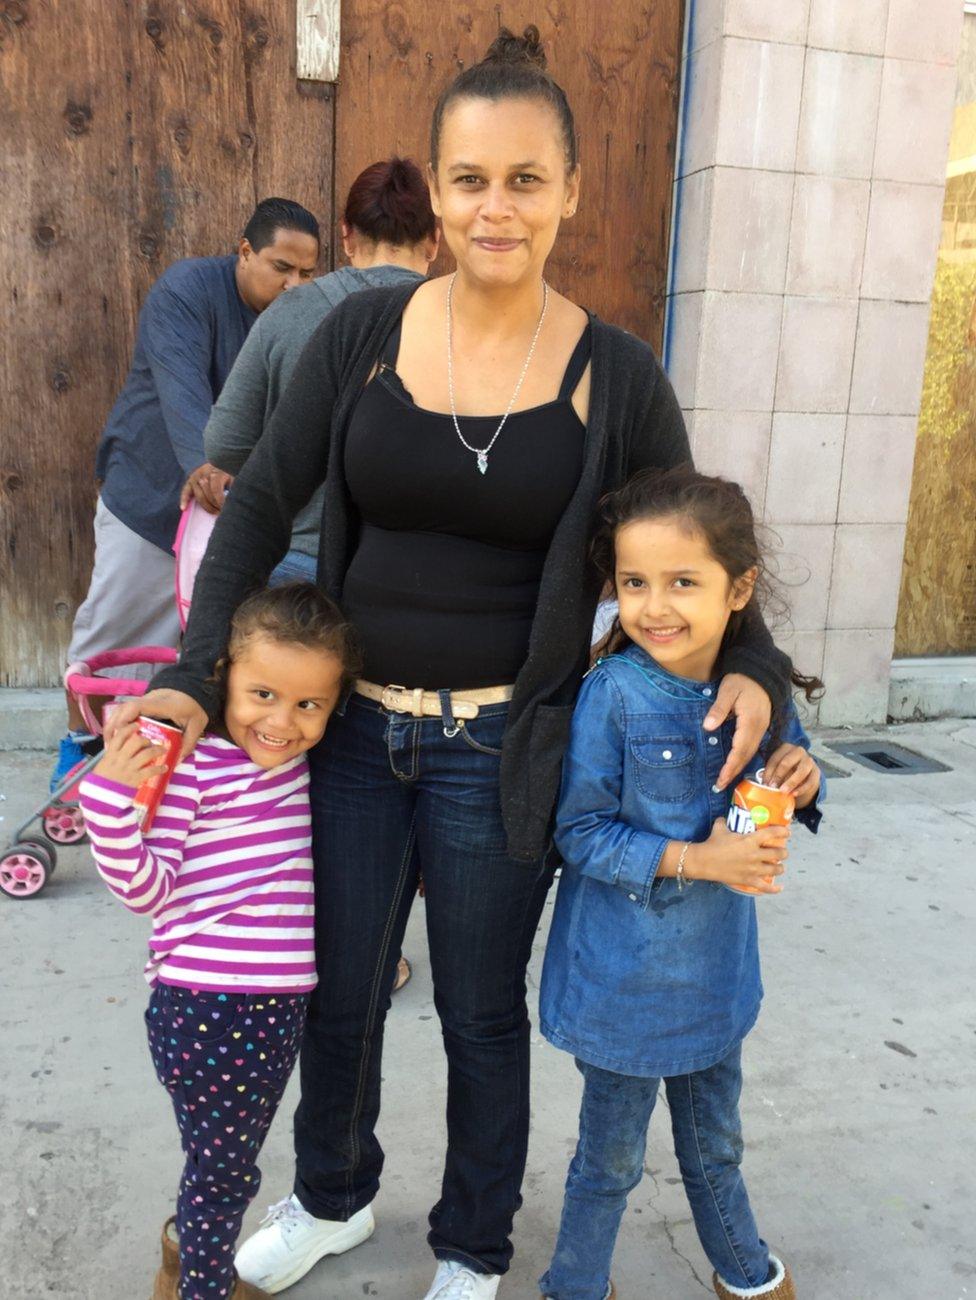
[354,679,514,719]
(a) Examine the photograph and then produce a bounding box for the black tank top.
[342,317,590,688]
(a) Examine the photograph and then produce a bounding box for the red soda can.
[133,717,183,831]
[725,768,794,895]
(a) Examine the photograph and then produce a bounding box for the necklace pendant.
[476,451,488,475]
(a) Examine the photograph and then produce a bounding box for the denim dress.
[539,643,822,1078]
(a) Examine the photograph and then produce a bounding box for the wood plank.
[0,1,335,686]
[0,0,135,687]
[249,3,336,240]
[296,0,341,82]
[333,1,684,348]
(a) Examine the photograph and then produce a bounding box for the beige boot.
[713,1254,795,1300]
[150,1219,271,1300]
[150,1218,179,1300]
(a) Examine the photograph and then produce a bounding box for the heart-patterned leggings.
[146,983,309,1300]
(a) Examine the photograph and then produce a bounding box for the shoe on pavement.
[393,955,412,993]
[50,731,95,792]
[422,1260,501,1299]
[713,1254,795,1299]
[234,1195,374,1294]
[150,1217,179,1299]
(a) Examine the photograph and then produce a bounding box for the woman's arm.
[148,318,344,719]
[203,314,272,475]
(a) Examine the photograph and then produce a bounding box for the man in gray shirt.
[204,157,438,584]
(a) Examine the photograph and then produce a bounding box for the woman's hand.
[180,462,233,513]
[763,743,821,807]
[107,690,208,760]
[703,673,772,790]
[687,818,790,894]
[93,722,168,791]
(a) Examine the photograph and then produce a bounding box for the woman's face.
[430,95,580,290]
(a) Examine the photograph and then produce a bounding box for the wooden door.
[333,3,683,343]
[0,0,684,688]
[0,1,335,687]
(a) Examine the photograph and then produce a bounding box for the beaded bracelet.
[675,842,691,891]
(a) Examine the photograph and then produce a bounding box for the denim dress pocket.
[628,735,695,802]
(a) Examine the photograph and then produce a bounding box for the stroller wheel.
[16,837,58,874]
[42,804,88,845]
[0,845,51,899]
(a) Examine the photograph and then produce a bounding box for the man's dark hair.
[242,197,320,252]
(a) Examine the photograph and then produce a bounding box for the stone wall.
[667,0,963,722]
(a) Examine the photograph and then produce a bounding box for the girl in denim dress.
[539,468,825,1300]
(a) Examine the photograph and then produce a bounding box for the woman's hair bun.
[484,24,547,71]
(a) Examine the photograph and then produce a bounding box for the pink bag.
[173,500,218,630]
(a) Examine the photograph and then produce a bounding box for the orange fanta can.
[725,768,794,895]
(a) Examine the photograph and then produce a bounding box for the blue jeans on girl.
[539,1045,771,1300]
[292,694,554,1275]
[146,985,308,1300]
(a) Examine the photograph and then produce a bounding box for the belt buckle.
[381,684,408,713]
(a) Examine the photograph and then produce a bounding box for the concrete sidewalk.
[1,720,974,1300]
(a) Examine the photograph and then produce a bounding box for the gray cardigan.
[204,265,424,557]
[154,282,791,861]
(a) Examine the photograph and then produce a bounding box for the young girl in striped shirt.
[80,583,361,1300]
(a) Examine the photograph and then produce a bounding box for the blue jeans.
[292,694,553,1275]
[269,549,317,586]
[540,1046,770,1298]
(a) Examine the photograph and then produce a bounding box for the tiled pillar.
[667,0,962,724]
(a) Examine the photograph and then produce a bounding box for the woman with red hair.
[203,156,439,589]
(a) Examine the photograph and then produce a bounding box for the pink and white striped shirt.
[79,736,317,994]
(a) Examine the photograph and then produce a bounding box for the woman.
[202,156,439,588]
[201,157,438,996]
[119,26,793,1300]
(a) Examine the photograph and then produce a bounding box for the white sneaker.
[422,1259,501,1299]
[235,1194,375,1293]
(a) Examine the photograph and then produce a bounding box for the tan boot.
[713,1254,795,1299]
[150,1218,179,1300]
[230,1273,273,1299]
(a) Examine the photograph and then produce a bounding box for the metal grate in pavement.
[823,740,951,775]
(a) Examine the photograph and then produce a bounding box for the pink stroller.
[0,502,216,899]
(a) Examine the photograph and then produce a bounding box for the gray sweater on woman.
[156,282,791,861]
[203,265,424,556]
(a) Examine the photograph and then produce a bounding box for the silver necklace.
[446,273,549,474]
